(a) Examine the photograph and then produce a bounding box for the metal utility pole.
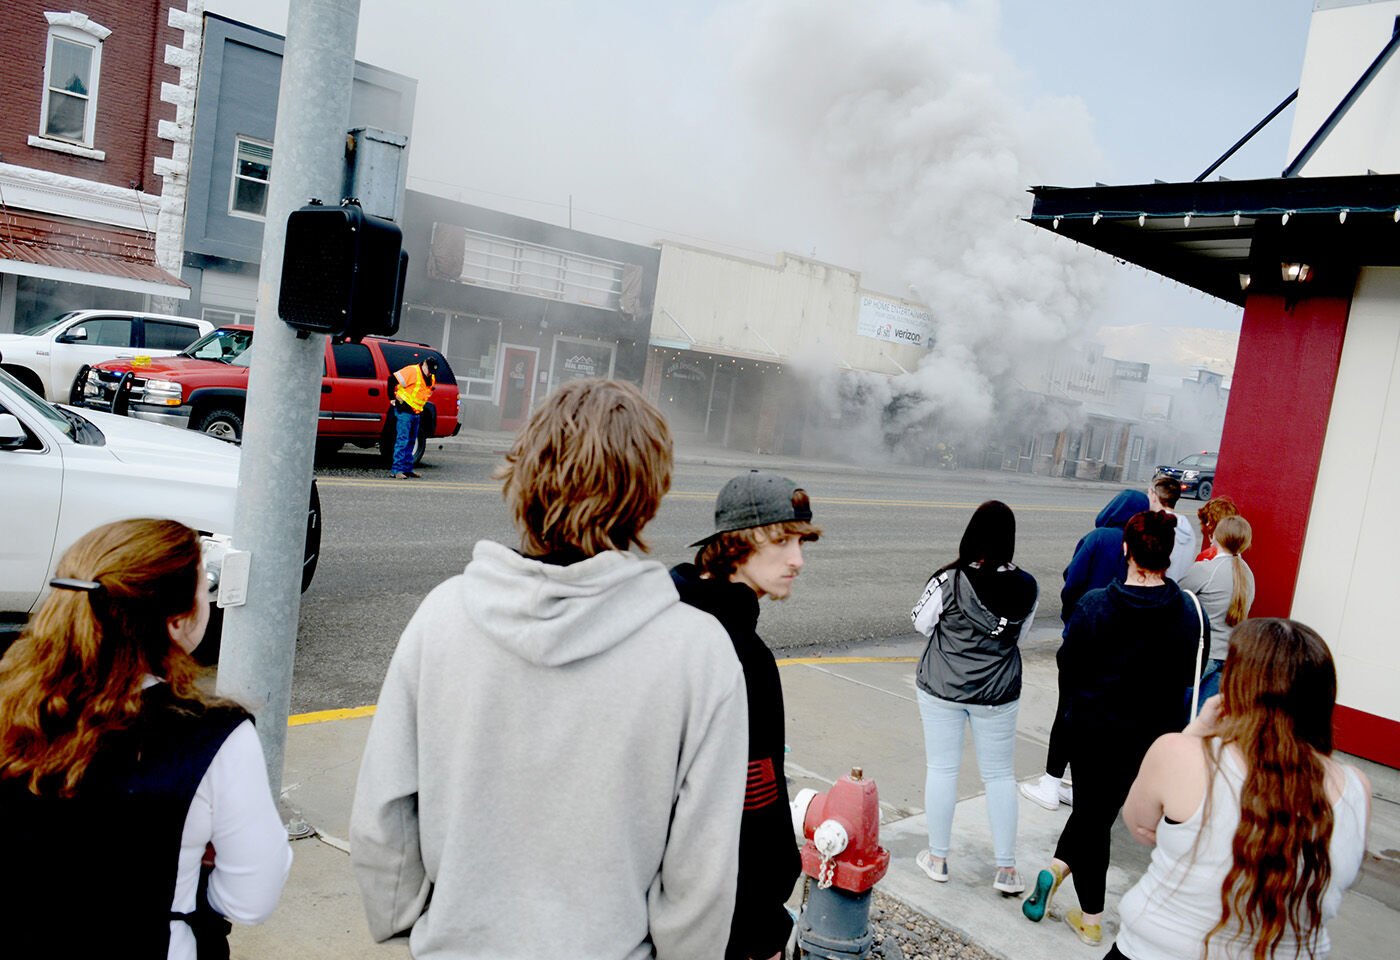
[217,0,362,798]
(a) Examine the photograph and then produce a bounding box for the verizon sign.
[857,295,934,347]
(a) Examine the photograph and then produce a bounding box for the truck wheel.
[378,420,397,467]
[377,409,431,467]
[1197,480,1213,501]
[69,365,91,405]
[196,406,243,443]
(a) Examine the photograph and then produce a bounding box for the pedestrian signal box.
[278,199,407,341]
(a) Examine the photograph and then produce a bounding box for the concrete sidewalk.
[233,629,1400,958]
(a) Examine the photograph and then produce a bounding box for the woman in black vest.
[911,500,1038,896]
[0,519,291,959]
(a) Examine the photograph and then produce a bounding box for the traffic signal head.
[278,200,407,341]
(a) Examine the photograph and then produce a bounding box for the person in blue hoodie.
[1021,489,1149,812]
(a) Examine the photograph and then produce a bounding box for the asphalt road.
[291,443,1155,713]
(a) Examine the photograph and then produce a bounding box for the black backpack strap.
[170,862,231,960]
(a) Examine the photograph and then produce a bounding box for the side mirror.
[0,413,27,449]
[59,326,89,343]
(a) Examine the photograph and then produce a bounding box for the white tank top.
[1116,744,1368,960]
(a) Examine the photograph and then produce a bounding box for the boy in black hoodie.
[671,469,821,960]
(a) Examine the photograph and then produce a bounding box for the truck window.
[143,320,203,351]
[331,342,377,379]
[379,344,456,385]
[70,317,135,347]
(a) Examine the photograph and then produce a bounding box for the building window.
[399,305,501,401]
[430,224,627,311]
[230,138,273,219]
[39,14,110,148]
[549,336,615,393]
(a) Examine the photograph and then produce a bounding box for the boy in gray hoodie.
[350,379,749,960]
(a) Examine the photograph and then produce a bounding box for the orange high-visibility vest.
[394,363,434,413]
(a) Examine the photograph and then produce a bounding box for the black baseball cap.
[690,469,813,547]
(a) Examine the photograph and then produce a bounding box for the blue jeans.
[917,687,1020,866]
[1190,657,1225,710]
[391,407,419,474]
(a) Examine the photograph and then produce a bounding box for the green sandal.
[1022,863,1066,922]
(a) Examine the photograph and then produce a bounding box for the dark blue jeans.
[391,407,419,474]
[1183,657,1225,723]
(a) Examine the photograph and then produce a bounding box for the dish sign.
[857,295,934,348]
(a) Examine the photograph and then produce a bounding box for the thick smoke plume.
[729,0,1109,447]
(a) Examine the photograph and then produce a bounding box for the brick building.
[0,2,198,334]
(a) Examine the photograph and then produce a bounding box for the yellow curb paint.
[288,704,377,726]
[777,656,917,666]
[287,657,916,724]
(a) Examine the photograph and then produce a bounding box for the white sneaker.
[916,848,949,882]
[1058,781,1074,806]
[1020,774,1063,811]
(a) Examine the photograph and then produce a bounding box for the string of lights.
[1035,205,1400,230]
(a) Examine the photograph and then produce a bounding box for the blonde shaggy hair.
[497,378,673,557]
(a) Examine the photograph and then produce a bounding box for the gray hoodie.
[350,541,749,960]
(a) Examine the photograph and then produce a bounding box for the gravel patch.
[866,889,998,960]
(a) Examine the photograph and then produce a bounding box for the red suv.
[74,325,460,465]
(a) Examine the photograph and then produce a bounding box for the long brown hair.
[1213,515,1253,627]
[0,519,206,796]
[496,378,672,557]
[1204,618,1337,960]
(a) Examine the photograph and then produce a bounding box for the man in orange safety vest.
[388,356,438,479]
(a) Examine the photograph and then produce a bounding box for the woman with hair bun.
[1023,510,1206,947]
[1110,619,1370,959]
[0,519,291,959]
[1180,515,1256,704]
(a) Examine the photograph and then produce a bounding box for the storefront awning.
[1027,172,1400,306]
[0,209,189,300]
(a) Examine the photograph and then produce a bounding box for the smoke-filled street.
[291,442,1132,713]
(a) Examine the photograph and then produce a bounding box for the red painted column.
[1212,294,1350,618]
[1210,293,1399,763]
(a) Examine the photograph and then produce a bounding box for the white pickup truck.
[0,310,212,401]
[0,369,319,656]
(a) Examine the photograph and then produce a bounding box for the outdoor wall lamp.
[1281,262,1312,283]
[1238,273,1252,291]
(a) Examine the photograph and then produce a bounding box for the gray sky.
[208,0,1318,343]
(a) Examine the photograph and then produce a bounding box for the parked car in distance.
[1154,451,1218,500]
[0,310,213,401]
[74,325,461,466]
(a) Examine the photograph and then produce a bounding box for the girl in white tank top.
[1113,618,1372,960]
[1116,743,1367,959]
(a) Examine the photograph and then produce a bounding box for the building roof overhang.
[1027,172,1400,306]
[0,210,189,300]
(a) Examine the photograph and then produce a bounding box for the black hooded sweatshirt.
[1059,578,1206,752]
[670,563,799,960]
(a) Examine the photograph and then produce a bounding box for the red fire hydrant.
[790,767,891,959]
